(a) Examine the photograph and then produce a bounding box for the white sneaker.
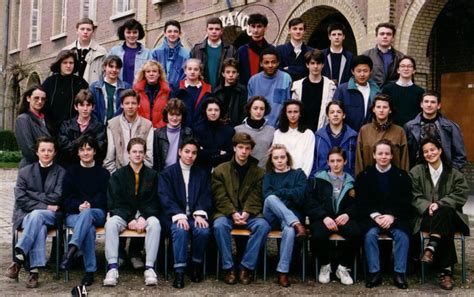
[144,268,158,286]
[103,268,119,286]
[130,257,144,269]
[318,263,331,283]
[336,264,354,285]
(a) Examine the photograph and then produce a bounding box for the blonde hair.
[134,60,168,85]
[265,144,293,172]
[184,58,204,81]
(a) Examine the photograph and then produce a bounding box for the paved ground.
[1,168,474,296]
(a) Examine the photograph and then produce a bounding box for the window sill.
[109,9,135,21]
[8,49,20,55]
[50,32,67,41]
[27,41,42,49]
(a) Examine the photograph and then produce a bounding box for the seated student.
[174,58,212,129]
[273,100,315,177]
[15,85,51,168]
[158,138,212,289]
[355,94,409,175]
[410,137,470,290]
[212,58,247,127]
[306,147,359,285]
[153,98,193,173]
[276,17,313,82]
[292,49,337,131]
[311,101,357,177]
[235,96,275,168]
[247,47,292,128]
[356,139,412,289]
[133,60,171,128]
[212,132,271,285]
[90,55,131,125]
[193,97,235,174]
[333,55,380,132]
[103,138,161,287]
[263,144,307,287]
[5,137,66,289]
[58,89,106,166]
[60,136,110,286]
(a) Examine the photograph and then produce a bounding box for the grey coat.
[12,162,66,229]
[15,112,51,168]
[363,47,404,87]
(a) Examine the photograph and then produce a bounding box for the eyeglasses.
[399,64,414,69]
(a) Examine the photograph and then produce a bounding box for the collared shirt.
[184,80,202,88]
[39,160,53,168]
[207,39,222,48]
[290,40,302,57]
[80,160,96,168]
[396,79,413,87]
[356,83,371,117]
[428,162,443,186]
[375,163,392,173]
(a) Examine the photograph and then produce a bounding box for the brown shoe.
[277,272,290,287]
[239,267,252,285]
[293,223,306,238]
[421,249,434,263]
[25,273,39,288]
[439,274,454,290]
[5,262,21,279]
[223,268,237,285]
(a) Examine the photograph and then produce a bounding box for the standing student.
[247,47,292,128]
[63,18,107,84]
[15,85,51,168]
[291,49,337,131]
[109,19,151,86]
[321,23,353,86]
[90,55,131,124]
[191,17,236,90]
[151,20,190,94]
[276,17,313,82]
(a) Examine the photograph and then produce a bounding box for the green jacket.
[107,164,159,222]
[211,156,264,220]
[409,163,470,235]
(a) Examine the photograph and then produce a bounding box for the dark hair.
[103,55,123,69]
[74,89,95,106]
[120,89,140,104]
[304,48,325,64]
[245,96,271,117]
[266,144,293,172]
[278,100,305,133]
[351,55,373,71]
[50,50,79,74]
[373,138,393,154]
[206,17,223,28]
[327,146,347,161]
[327,23,345,35]
[35,136,57,152]
[74,135,99,156]
[370,94,394,120]
[248,13,268,27]
[288,17,305,29]
[398,55,417,70]
[325,100,346,116]
[232,132,256,149]
[375,22,396,36]
[180,137,200,150]
[76,18,96,30]
[260,47,279,62]
[419,137,450,166]
[164,20,181,32]
[222,58,239,72]
[19,85,47,114]
[201,97,223,120]
[127,137,146,153]
[162,98,187,124]
[422,90,441,103]
[118,19,145,40]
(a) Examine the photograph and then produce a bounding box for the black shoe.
[393,273,408,289]
[81,272,94,286]
[173,272,185,289]
[190,265,202,283]
[60,245,77,270]
[366,272,382,288]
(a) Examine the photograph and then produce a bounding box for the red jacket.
[134,79,170,128]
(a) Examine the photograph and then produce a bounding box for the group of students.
[4,12,469,292]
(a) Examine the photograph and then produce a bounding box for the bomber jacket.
[108,42,151,84]
[321,47,353,86]
[212,83,247,127]
[152,126,193,172]
[134,79,171,128]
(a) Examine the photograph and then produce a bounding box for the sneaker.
[130,257,144,269]
[103,268,119,287]
[336,265,354,285]
[318,263,331,284]
[144,268,158,286]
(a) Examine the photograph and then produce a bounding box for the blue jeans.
[65,208,106,272]
[214,216,270,270]
[364,226,409,273]
[170,218,211,270]
[16,209,57,268]
[263,195,298,273]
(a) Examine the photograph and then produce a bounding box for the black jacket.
[212,83,248,127]
[152,126,193,172]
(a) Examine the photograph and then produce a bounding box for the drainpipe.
[0,0,10,130]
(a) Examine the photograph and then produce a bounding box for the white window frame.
[28,0,42,46]
[9,0,21,52]
[110,0,135,21]
[51,0,68,40]
[80,0,97,21]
